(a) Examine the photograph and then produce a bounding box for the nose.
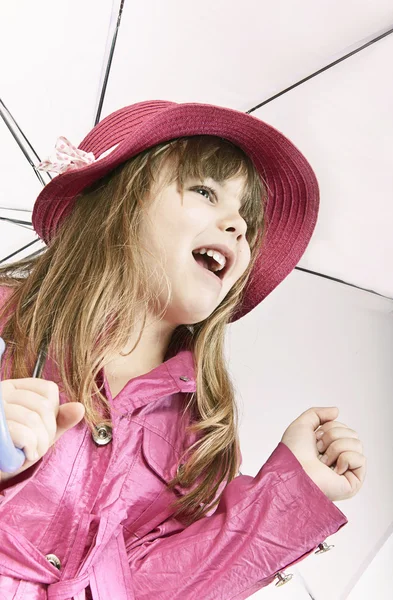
[223,216,248,240]
[217,201,249,245]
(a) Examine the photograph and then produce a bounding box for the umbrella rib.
[94,0,126,126]
[246,25,393,114]
[0,97,52,187]
[295,266,392,301]
[0,238,43,266]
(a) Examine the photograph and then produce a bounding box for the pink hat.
[33,100,319,323]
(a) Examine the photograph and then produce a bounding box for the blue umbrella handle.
[0,337,26,473]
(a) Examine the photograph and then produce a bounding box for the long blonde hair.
[0,136,268,524]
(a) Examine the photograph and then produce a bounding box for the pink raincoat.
[0,286,348,599]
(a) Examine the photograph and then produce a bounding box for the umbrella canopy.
[1,2,392,599]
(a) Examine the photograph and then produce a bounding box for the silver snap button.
[315,542,335,554]
[92,424,113,446]
[179,376,190,382]
[274,571,293,587]
[46,554,61,570]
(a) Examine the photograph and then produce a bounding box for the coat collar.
[40,333,197,412]
[101,348,197,412]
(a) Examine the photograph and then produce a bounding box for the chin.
[170,303,217,326]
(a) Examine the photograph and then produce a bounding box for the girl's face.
[140,161,251,325]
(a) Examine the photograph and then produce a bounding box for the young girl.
[0,100,366,599]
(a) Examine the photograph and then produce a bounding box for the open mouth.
[192,252,227,281]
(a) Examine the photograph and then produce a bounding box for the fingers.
[4,390,57,443]
[3,389,59,462]
[335,452,367,491]
[294,407,339,431]
[335,450,366,474]
[316,426,360,454]
[314,422,367,495]
[6,418,42,462]
[315,421,352,435]
[4,379,60,416]
[318,437,363,468]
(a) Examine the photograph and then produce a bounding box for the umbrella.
[0,2,392,598]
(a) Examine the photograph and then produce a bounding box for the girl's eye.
[190,185,250,229]
[192,186,216,203]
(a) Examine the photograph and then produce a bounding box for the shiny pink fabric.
[0,286,347,599]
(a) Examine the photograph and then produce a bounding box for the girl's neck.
[104,317,176,379]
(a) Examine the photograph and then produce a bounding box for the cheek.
[219,245,250,291]
[237,244,252,275]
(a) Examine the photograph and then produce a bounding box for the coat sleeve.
[125,442,348,599]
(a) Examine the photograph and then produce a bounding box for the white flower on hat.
[36,136,119,175]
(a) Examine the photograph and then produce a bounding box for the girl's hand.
[0,378,85,484]
[280,407,366,501]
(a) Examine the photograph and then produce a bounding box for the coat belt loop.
[89,528,134,599]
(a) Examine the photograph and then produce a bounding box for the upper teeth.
[193,248,227,270]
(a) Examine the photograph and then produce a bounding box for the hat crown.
[79,100,178,157]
